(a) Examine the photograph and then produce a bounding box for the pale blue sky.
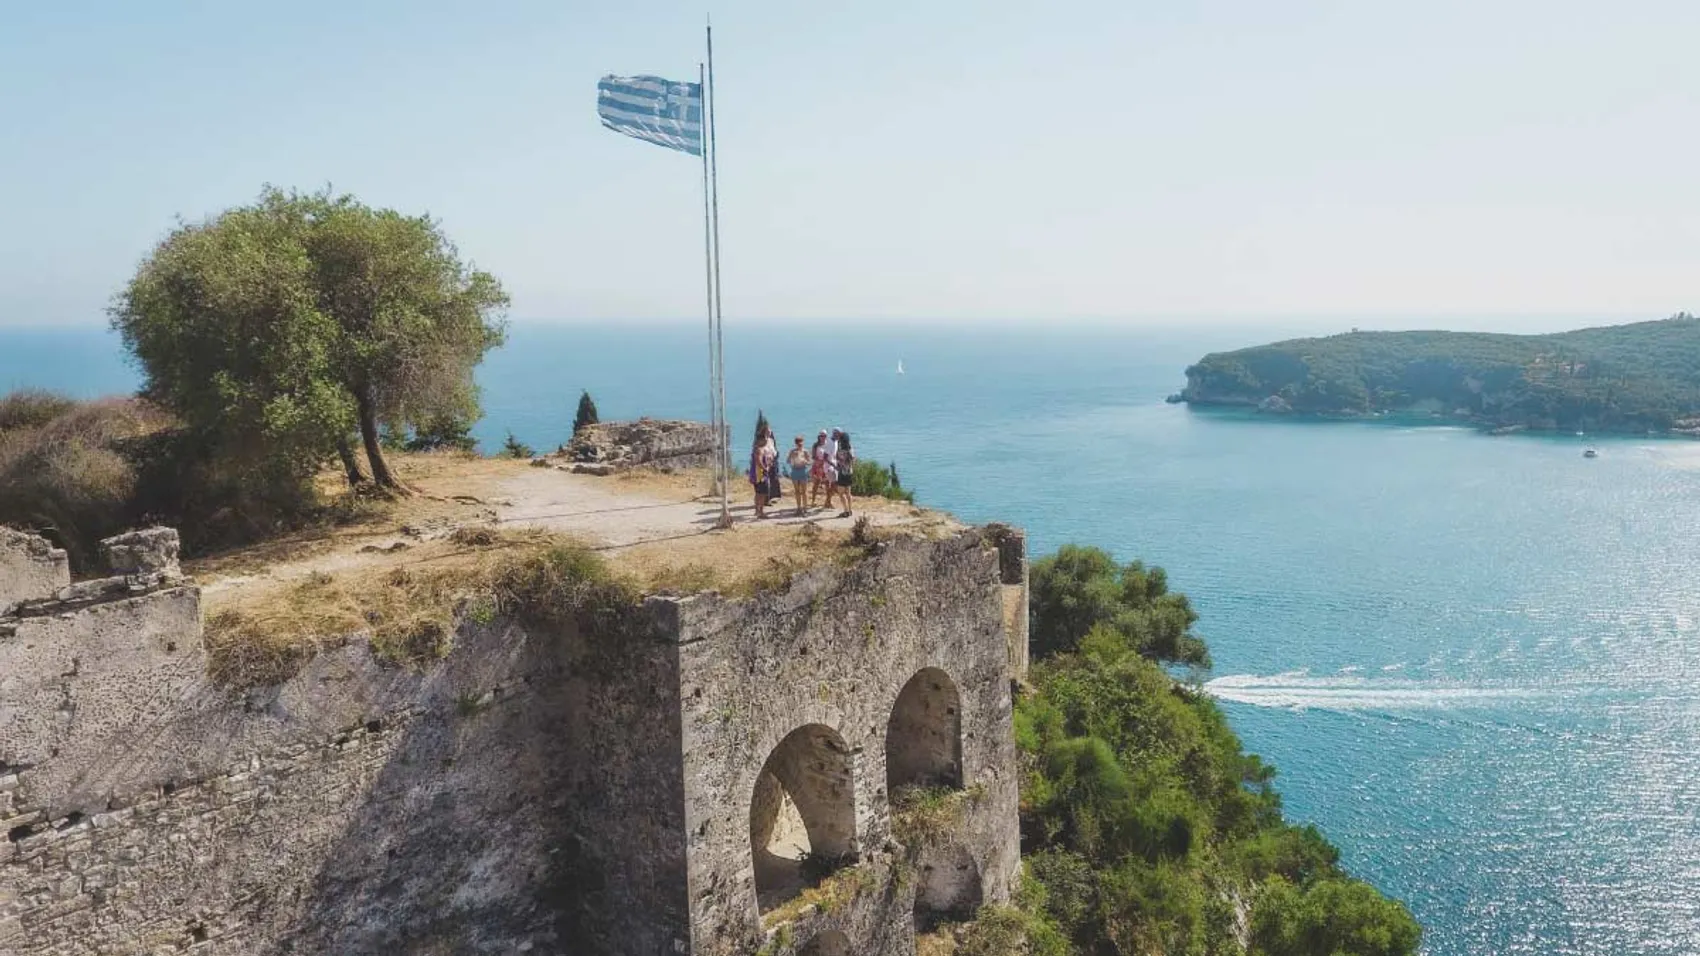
[3,1,1696,327]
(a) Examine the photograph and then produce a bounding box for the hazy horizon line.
[1,310,1677,334]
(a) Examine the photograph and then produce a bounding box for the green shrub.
[1014,544,1421,956]
[126,424,325,557]
[850,459,914,502]
[1249,877,1421,956]
[956,903,1070,956]
[1029,544,1208,666]
[502,431,535,459]
[403,415,478,452]
[488,541,635,628]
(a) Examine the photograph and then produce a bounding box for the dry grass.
[890,785,985,849]
[193,452,962,686]
[203,528,628,687]
[0,389,78,433]
[760,862,882,929]
[615,521,855,599]
[184,452,523,580]
[916,926,963,956]
[0,396,175,570]
[201,516,886,688]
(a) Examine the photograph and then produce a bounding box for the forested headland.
[1179,315,1700,435]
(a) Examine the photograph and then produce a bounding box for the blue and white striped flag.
[597,74,703,157]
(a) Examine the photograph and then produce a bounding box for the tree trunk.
[355,389,403,491]
[337,438,368,487]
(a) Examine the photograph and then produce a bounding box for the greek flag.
[597,74,703,156]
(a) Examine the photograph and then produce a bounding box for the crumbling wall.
[0,526,692,956]
[1,520,1024,956]
[983,523,1029,679]
[0,528,69,614]
[561,418,720,473]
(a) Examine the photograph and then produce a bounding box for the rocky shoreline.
[1178,396,1700,439]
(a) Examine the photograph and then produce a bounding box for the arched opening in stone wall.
[749,724,859,911]
[798,930,853,956]
[913,844,983,932]
[885,668,963,793]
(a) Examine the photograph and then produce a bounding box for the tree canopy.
[1001,546,1421,955]
[1030,545,1208,666]
[110,186,507,492]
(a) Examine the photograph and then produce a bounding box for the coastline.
[1177,398,1700,440]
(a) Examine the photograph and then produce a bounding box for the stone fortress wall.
[0,516,1028,955]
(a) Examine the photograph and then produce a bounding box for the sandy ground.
[192,454,960,613]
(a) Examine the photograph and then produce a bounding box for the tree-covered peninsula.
[1178,315,1700,435]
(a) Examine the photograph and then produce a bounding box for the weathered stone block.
[562,419,722,471]
[98,527,180,577]
[0,528,70,614]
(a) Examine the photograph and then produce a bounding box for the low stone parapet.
[2,527,184,622]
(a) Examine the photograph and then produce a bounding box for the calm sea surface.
[5,321,1699,956]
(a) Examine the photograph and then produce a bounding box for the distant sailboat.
[896,359,905,375]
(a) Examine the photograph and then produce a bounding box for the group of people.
[749,424,856,520]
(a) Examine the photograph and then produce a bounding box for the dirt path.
[492,467,929,545]
[193,457,956,611]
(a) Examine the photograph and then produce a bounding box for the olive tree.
[299,190,507,486]
[112,186,508,493]
[110,195,354,492]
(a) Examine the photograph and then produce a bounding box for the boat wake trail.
[1203,671,1546,713]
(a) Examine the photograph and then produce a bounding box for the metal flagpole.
[698,62,723,512]
[707,20,731,528]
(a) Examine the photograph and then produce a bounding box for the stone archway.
[750,724,858,911]
[798,930,853,956]
[886,667,962,792]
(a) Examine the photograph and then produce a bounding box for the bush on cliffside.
[996,546,1421,956]
[1029,545,1208,667]
[851,460,914,503]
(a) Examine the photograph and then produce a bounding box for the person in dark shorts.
[834,431,855,518]
[749,425,776,519]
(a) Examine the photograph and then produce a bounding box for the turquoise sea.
[5,321,1699,956]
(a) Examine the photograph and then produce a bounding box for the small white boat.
[896,360,905,375]
[1583,448,1598,458]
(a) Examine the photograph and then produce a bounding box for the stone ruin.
[556,418,722,474]
[0,517,1029,955]
[0,527,70,616]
